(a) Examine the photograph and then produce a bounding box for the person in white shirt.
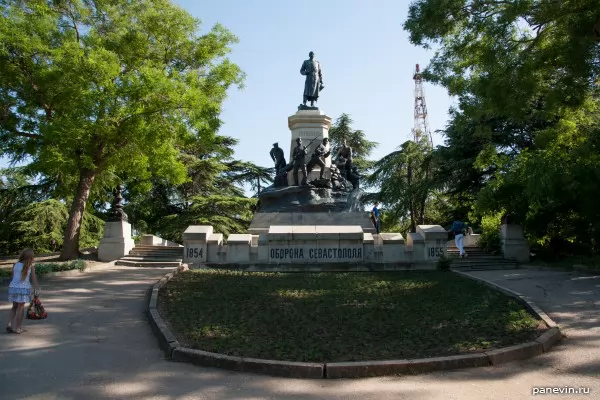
[6,248,39,334]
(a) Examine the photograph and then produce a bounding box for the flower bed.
[159,270,546,363]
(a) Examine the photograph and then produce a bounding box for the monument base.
[501,224,530,262]
[249,212,376,235]
[256,185,361,213]
[182,224,449,269]
[98,220,135,261]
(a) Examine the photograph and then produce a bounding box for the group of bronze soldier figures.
[269,138,358,188]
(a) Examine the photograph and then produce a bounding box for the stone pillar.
[363,233,375,262]
[500,224,530,262]
[98,184,134,261]
[98,220,135,261]
[183,225,212,267]
[287,109,333,185]
[417,225,449,261]
[207,233,223,263]
[406,232,425,262]
[226,234,252,263]
[380,233,407,262]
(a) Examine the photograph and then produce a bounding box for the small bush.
[35,260,87,275]
[71,259,86,271]
[1,259,87,279]
[479,212,503,253]
[436,255,452,271]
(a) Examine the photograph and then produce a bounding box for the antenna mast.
[412,64,433,147]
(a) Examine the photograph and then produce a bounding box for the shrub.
[478,212,503,254]
[34,260,87,275]
[436,255,452,271]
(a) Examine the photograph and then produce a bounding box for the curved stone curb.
[146,266,186,358]
[147,267,564,379]
[452,271,563,357]
[146,265,325,378]
[326,353,490,378]
[172,347,324,379]
[452,270,560,329]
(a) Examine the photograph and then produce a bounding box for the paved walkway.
[0,266,598,400]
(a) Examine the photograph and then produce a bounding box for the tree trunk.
[419,159,431,225]
[60,168,96,260]
[407,163,416,233]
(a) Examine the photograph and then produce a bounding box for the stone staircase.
[115,245,184,268]
[447,246,518,270]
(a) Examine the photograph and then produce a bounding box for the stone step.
[133,245,183,250]
[129,250,184,255]
[450,256,514,261]
[447,249,491,254]
[447,254,505,259]
[121,256,183,262]
[451,258,518,267]
[452,264,518,271]
[129,249,183,254]
[115,260,182,268]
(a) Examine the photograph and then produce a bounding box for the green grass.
[158,270,545,363]
[0,260,86,278]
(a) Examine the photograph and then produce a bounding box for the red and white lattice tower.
[412,64,433,147]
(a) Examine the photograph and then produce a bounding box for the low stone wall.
[140,234,182,247]
[182,224,450,268]
[447,233,480,247]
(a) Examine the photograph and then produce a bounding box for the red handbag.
[26,294,47,320]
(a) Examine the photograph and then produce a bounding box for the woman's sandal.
[5,327,12,333]
[13,328,26,334]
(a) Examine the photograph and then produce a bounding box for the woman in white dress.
[6,248,39,334]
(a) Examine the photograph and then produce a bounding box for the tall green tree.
[123,134,264,241]
[0,0,244,259]
[404,0,600,119]
[404,0,600,257]
[368,138,436,233]
[328,114,378,170]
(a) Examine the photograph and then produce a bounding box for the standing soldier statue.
[306,138,331,180]
[269,142,286,175]
[334,140,353,178]
[292,138,310,186]
[300,51,324,108]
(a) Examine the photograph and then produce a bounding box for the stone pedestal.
[226,234,252,263]
[287,109,333,185]
[182,225,212,266]
[407,232,425,262]
[380,233,407,262]
[207,233,224,263]
[98,220,135,261]
[417,225,449,261]
[501,224,529,262]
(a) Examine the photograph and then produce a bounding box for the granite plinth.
[98,220,135,261]
[249,212,376,235]
[287,109,332,168]
[256,185,362,213]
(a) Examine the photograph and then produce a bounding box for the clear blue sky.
[1,0,454,170]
